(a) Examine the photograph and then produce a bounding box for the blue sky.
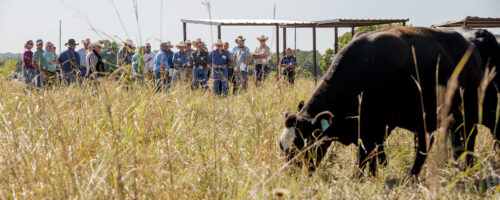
[0,0,498,54]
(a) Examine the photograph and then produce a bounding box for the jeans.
[155,71,169,92]
[213,68,228,96]
[63,71,76,86]
[23,68,41,88]
[283,69,295,85]
[193,67,208,90]
[235,71,248,91]
[255,64,269,85]
[171,68,184,87]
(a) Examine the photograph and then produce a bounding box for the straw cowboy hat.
[235,35,246,44]
[176,41,187,48]
[213,39,224,46]
[256,35,269,41]
[122,39,134,46]
[184,40,192,45]
[89,42,102,49]
[82,38,91,44]
[192,38,204,48]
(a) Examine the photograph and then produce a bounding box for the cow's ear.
[298,100,305,111]
[285,114,297,128]
[312,111,334,132]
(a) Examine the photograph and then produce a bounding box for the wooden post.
[183,22,187,42]
[351,26,355,37]
[313,26,317,84]
[334,23,338,54]
[281,27,287,80]
[217,25,221,39]
[276,24,280,78]
[403,21,406,26]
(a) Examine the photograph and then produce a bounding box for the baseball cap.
[46,41,53,46]
[36,39,43,44]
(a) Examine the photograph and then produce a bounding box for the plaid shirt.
[191,49,209,68]
[281,56,297,72]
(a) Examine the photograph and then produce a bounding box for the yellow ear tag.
[321,119,330,132]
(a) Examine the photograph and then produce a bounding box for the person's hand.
[222,65,226,70]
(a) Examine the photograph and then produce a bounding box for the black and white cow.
[279,27,483,177]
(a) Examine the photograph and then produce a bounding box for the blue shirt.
[281,55,297,72]
[173,51,189,69]
[44,51,57,72]
[209,50,231,68]
[58,47,80,73]
[166,50,174,67]
[132,53,144,73]
[154,51,170,72]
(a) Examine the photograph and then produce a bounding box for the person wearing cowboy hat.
[87,42,105,82]
[58,38,81,85]
[153,42,171,93]
[209,39,231,96]
[172,41,189,87]
[233,36,251,92]
[232,36,250,53]
[252,35,271,85]
[191,38,209,90]
[185,40,195,88]
[117,39,135,67]
[78,38,91,78]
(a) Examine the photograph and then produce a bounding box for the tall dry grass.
[0,76,498,199]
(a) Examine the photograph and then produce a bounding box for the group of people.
[21,34,298,95]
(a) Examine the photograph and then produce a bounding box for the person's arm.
[288,57,297,68]
[89,54,98,77]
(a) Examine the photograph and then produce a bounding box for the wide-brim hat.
[176,41,186,48]
[165,41,174,47]
[122,39,134,46]
[256,35,269,41]
[235,36,246,44]
[184,40,192,45]
[213,39,224,46]
[192,38,204,48]
[65,39,79,47]
[89,42,102,49]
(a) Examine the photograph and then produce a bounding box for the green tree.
[319,23,406,74]
[98,40,120,72]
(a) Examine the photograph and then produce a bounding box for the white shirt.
[143,52,156,72]
[77,48,88,68]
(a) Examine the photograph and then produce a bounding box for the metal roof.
[432,16,500,28]
[182,18,409,28]
[181,19,314,26]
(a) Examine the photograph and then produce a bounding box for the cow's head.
[279,101,334,170]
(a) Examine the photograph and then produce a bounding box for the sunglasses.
[28,43,34,45]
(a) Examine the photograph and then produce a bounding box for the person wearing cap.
[233,37,251,92]
[172,41,189,87]
[185,40,195,88]
[43,42,59,87]
[58,39,80,85]
[87,42,105,82]
[281,48,297,85]
[32,39,48,88]
[132,46,145,83]
[117,39,134,67]
[143,43,156,85]
[22,40,41,89]
[191,38,209,90]
[209,39,231,96]
[154,42,171,92]
[252,35,271,85]
[232,36,250,53]
[78,38,91,78]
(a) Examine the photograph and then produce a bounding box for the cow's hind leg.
[410,131,433,176]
